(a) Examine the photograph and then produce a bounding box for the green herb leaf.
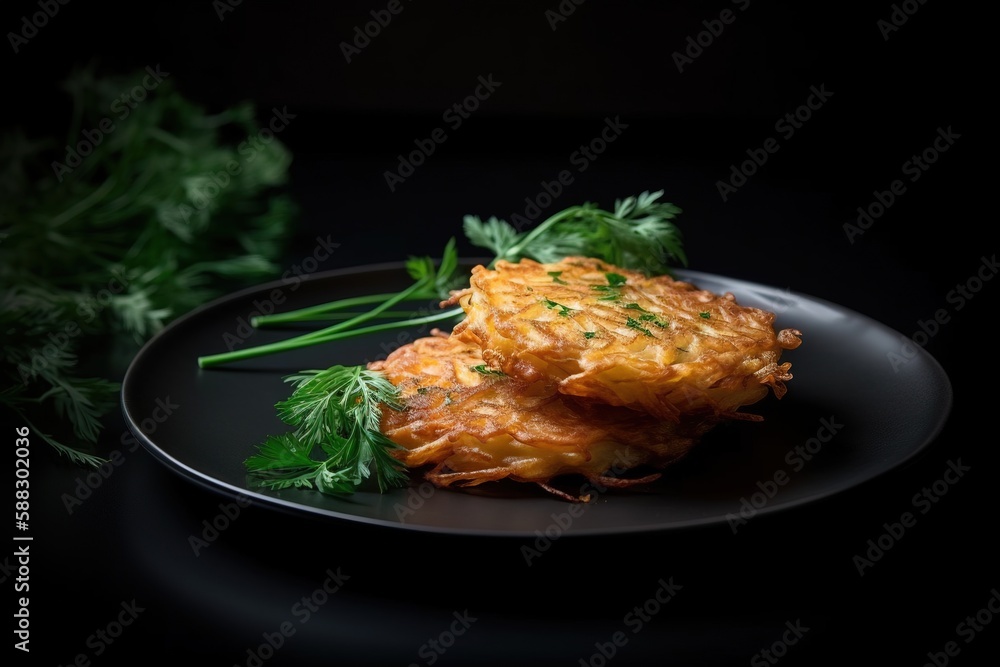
[605,272,627,287]
[471,364,506,377]
[548,271,568,284]
[247,366,408,495]
[405,237,462,299]
[245,433,324,489]
[463,215,520,258]
[500,190,686,276]
[626,317,654,337]
[639,313,669,328]
[543,298,575,317]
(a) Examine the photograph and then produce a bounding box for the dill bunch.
[1,63,298,465]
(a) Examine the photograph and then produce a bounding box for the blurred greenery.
[1,63,298,466]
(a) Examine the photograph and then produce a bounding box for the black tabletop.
[7,2,992,665]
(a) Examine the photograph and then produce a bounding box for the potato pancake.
[368,332,715,500]
[449,257,802,420]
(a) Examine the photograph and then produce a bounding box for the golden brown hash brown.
[368,332,717,500]
[449,257,802,420]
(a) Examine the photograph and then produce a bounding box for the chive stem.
[197,307,464,368]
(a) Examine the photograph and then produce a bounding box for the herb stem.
[264,309,427,323]
[252,293,430,327]
[197,307,464,368]
[496,206,583,264]
[48,176,117,227]
[146,127,193,154]
[287,277,433,340]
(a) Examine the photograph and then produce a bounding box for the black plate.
[121,262,952,537]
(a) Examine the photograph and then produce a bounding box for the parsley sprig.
[245,366,408,494]
[464,189,686,274]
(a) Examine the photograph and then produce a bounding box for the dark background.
[4,1,992,665]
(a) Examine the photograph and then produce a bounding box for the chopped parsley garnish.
[583,331,598,339]
[626,317,654,337]
[623,304,667,327]
[543,298,575,317]
[699,311,711,319]
[471,364,506,377]
[639,313,669,328]
[548,271,568,284]
[605,272,628,287]
[591,272,629,302]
